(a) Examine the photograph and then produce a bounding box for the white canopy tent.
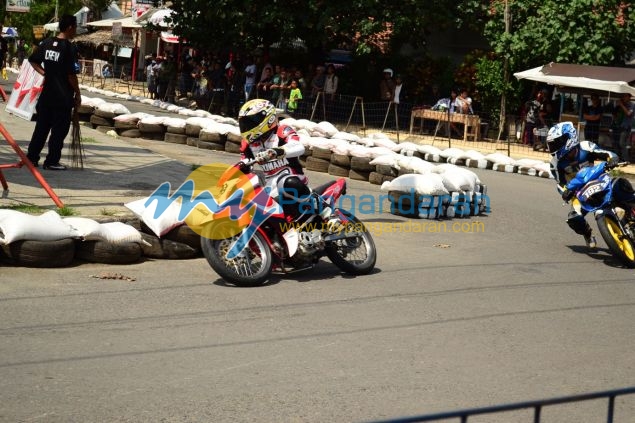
[514,62,635,96]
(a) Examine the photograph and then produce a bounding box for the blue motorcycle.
[566,161,635,267]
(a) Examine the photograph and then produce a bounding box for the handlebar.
[607,161,629,170]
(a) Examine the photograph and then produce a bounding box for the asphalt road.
[2,159,635,422]
[1,81,635,422]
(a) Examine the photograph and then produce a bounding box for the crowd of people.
[142,53,345,117]
[521,87,634,158]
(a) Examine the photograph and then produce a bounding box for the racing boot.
[584,232,597,249]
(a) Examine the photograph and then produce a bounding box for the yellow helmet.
[238,99,278,144]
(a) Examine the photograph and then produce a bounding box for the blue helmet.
[547,121,579,159]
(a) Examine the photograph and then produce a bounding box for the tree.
[484,0,635,70]
[168,0,456,58]
[455,0,635,131]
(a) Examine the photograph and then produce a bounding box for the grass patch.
[81,136,98,144]
[191,164,202,171]
[1,204,44,214]
[56,206,78,216]
[100,208,117,216]
[610,168,624,178]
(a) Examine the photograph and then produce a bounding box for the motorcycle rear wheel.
[201,230,273,286]
[596,214,635,268]
[325,210,376,275]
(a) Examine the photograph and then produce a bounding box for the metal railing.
[368,386,635,423]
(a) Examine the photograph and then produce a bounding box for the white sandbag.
[193,109,213,118]
[297,133,312,147]
[114,112,154,123]
[432,163,461,174]
[317,121,339,138]
[439,168,479,192]
[125,196,184,237]
[279,117,297,127]
[96,222,147,245]
[348,145,373,158]
[485,152,516,165]
[333,131,361,142]
[417,144,443,155]
[0,210,79,244]
[534,161,551,173]
[515,158,547,169]
[367,147,398,159]
[409,158,437,174]
[163,117,188,128]
[140,115,168,125]
[177,108,198,117]
[308,136,332,149]
[355,137,375,147]
[397,142,421,155]
[63,217,103,240]
[331,141,353,156]
[167,105,183,113]
[370,137,400,151]
[439,147,466,159]
[370,155,401,167]
[459,149,486,160]
[369,132,390,140]
[185,116,215,128]
[309,125,328,137]
[81,96,106,107]
[215,116,238,126]
[382,173,449,196]
[293,119,314,131]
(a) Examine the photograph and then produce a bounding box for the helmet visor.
[239,113,266,136]
[547,134,567,156]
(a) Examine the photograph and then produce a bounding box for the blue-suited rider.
[547,121,620,249]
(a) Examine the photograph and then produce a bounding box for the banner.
[6,0,31,13]
[5,59,44,121]
[131,0,153,20]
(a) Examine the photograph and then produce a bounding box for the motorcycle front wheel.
[201,230,273,287]
[325,210,377,275]
[596,214,635,268]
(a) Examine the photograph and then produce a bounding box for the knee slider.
[566,211,591,236]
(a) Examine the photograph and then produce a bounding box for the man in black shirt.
[26,14,81,170]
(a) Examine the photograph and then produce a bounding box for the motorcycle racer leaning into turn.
[237,98,331,220]
[547,121,619,249]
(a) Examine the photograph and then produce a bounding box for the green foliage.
[168,0,456,58]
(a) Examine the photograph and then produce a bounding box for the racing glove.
[255,148,285,164]
[561,188,576,202]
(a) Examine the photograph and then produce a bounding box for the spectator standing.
[0,37,8,68]
[178,55,195,97]
[523,89,547,149]
[393,74,408,105]
[310,65,325,98]
[324,64,338,100]
[293,68,306,92]
[256,66,274,100]
[611,93,635,159]
[582,93,603,142]
[286,78,303,114]
[243,55,257,101]
[271,68,290,109]
[379,68,395,101]
[25,14,81,171]
[145,55,157,99]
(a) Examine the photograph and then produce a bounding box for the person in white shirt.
[243,55,257,101]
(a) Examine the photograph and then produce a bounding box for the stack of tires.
[138,117,167,141]
[163,118,188,145]
[90,107,117,134]
[328,151,351,178]
[305,147,331,173]
[197,127,227,151]
[349,156,374,182]
[370,161,398,186]
[224,131,242,154]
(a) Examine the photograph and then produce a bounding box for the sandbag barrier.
[0,216,203,268]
